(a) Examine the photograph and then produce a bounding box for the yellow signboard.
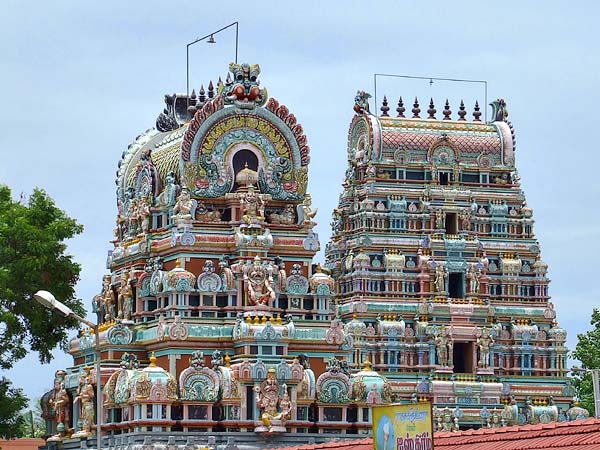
[372,403,434,450]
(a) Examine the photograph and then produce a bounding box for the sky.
[1,1,599,403]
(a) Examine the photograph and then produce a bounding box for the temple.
[39,64,584,449]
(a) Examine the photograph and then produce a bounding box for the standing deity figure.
[459,210,471,231]
[435,326,453,367]
[219,258,235,291]
[477,327,495,368]
[434,263,447,293]
[243,256,276,306]
[101,275,115,322]
[138,196,151,235]
[435,210,446,229]
[467,264,481,294]
[127,198,140,236]
[73,367,95,437]
[253,368,292,432]
[47,371,70,440]
[173,187,194,228]
[118,272,133,320]
[241,185,265,223]
[157,171,179,208]
[297,194,318,228]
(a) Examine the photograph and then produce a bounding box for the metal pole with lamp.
[33,290,103,449]
[186,21,239,108]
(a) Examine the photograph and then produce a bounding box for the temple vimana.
[40,62,588,449]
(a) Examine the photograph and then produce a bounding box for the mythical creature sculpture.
[353,90,371,114]
[221,63,267,107]
[269,204,296,224]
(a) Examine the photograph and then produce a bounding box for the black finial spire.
[412,97,421,118]
[381,96,390,117]
[427,98,436,119]
[458,100,466,121]
[396,96,405,118]
[208,80,215,99]
[443,99,451,120]
[473,101,482,121]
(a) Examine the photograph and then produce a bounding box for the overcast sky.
[2,1,599,402]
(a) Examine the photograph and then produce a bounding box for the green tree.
[0,185,85,369]
[18,399,45,438]
[572,308,600,416]
[0,377,28,439]
[0,186,85,437]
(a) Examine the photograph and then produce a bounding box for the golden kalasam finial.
[364,358,372,371]
[149,352,157,367]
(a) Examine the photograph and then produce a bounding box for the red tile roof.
[271,418,600,450]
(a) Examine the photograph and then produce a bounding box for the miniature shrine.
[39,64,584,449]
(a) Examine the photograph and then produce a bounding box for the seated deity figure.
[243,256,276,306]
[172,187,194,228]
[253,368,292,432]
[297,193,318,228]
[241,185,265,223]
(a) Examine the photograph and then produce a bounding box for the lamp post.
[33,290,102,449]
[186,22,239,106]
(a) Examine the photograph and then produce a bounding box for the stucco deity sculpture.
[157,171,179,208]
[173,186,194,228]
[241,185,265,223]
[467,264,481,294]
[101,275,115,322]
[434,263,447,293]
[73,367,95,438]
[477,327,494,368]
[118,271,133,320]
[253,368,292,433]
[47,370,70,441]
[138,196,151,235]
[243,256,276,306]
[435,326,453,367]
[297,194,317,228]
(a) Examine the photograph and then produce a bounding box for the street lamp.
[571,365,600,419]
[186,22,239,107]
[33,290,102,448]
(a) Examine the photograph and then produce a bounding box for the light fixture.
[207,34,216,44]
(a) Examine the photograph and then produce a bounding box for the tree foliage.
[0,185,85,369]
[0,377,28,439]
[572,308,600,416]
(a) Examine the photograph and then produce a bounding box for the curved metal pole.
[373,73,488,122]
[186,22,239,108]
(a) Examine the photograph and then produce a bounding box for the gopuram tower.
[324,93,576,428]
[39,68,583,450]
